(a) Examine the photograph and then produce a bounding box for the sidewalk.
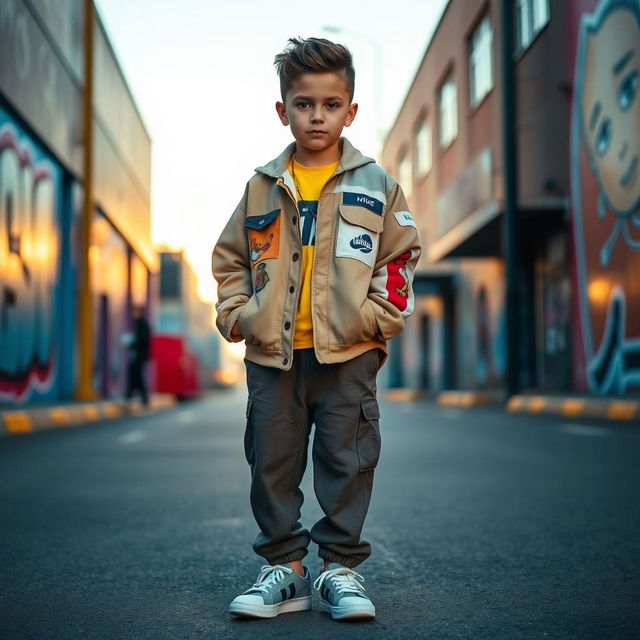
[0,394,177,437]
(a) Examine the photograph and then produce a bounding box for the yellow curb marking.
[507,396,522,411]
[102,403,122,418]
[83,405,100,421]
[4,412,33,433]
[606,401,638,421]
[529,396,546,413]
[561,399,585,417]
[49,408,70,425]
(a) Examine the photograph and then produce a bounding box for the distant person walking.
[125,305,151,406]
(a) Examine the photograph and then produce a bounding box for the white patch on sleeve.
[394,211,417,228]
[336,218,379,268]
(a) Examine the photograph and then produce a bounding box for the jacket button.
[282,358,289,365]
[292,216,297,224]
[284,321,291,330]
[289,285,294,293]
[292,253,299,262]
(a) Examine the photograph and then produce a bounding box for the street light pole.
[500,0,521,398]
[323,25,383,157]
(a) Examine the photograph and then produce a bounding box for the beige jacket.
[211,137,421,370]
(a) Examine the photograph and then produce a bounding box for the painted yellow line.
[4,412,33,434]
[561,399,585,417]
[606,401,638,421]
[49,408,71,426]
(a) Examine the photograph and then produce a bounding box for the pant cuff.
[318,549,368,569]
[267,547,308,565]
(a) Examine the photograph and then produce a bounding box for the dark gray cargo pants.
[243,347,382,569]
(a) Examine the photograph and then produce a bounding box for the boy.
[211,37,420,621]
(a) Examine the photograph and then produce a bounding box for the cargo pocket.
[335,205,383,268]
[356,398,381,471]
[245,209,281,267]
[243,399,255,466]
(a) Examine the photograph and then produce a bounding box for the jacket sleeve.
[366,179,422,340]
[211,185,252,342]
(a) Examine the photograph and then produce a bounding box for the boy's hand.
[230,321,244,342]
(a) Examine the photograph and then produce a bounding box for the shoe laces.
[313,567,366,595]
[245,564,294,595]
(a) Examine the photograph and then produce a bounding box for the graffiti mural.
[0,114,60,401]
[570,0,640,393]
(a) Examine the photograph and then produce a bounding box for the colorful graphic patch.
[254,263,270,293]
[245,209,280,266]
[385,251,412,312]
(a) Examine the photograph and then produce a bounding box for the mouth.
[307,130,327,135]
[621,156,638,189]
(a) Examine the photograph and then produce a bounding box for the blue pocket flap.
[245,209,280,230]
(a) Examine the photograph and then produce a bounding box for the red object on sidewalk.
[151,335,199,399]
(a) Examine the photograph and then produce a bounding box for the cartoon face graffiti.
[581,0,640,264]
[572,0,640,392]
[582,7,639,212]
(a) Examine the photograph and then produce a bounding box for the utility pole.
[501,0,520,398]
[76,0,96,400]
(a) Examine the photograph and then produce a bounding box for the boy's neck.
[293,142,341,167]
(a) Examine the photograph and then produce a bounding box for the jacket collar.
[255,137,375,178]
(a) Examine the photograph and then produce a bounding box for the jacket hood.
[255,137,375,178]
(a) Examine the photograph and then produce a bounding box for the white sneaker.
[313,563,376,620]
[228,564,312,618]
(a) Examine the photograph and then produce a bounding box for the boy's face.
[276,71,357,160]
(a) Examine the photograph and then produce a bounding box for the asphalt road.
[1,388,639,639]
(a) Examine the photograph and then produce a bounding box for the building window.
[398,152,412,197]
[439,72,458,149]
[415,117,432,177]
[469,14,494,107]
[516,0,549,51]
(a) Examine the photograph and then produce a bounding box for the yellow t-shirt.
[290,157,340,349]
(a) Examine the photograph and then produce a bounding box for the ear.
[275,101,289,126]
[344,102,358,127]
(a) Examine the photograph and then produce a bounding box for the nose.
[619,140,628,161]
[310,106,324,123]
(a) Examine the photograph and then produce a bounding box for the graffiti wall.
[0,106,62,402]
[569,0,640,393]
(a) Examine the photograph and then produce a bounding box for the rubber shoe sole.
[229,595,311,618]
[319,598,375,620]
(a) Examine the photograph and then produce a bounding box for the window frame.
[438,70,458,150]
[516,0,549,53]
[414,115,432,179]
[469,13,494,109]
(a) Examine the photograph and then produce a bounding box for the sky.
[95,0,449,302]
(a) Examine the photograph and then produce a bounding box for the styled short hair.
[274,37,355,101]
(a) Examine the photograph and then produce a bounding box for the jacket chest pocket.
[335,204,383,268]
[245,209,281,267]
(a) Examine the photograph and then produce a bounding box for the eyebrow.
[291,95,344,101]
[612,49,634,75]
[589,101,601,131]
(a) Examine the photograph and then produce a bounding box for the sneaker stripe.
[289,583,296,599]
[280,588,287,601]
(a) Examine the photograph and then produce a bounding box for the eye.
[295,101,310,109]
[595,117,612,156]
[327,102,340,110]
[618,69,638,111]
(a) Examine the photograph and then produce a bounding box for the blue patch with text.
[349,234,373,253]
[342,192,383,215]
